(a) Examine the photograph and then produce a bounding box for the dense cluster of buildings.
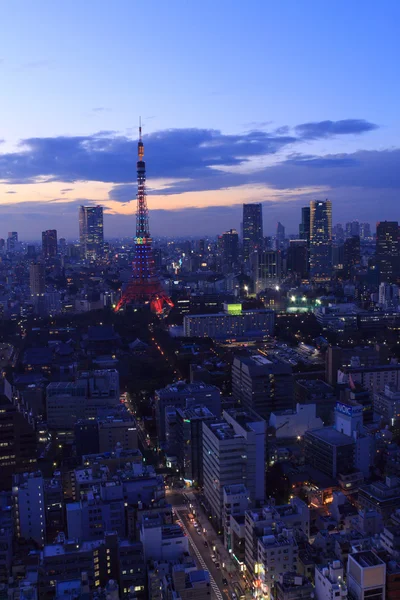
[3,192,400,600]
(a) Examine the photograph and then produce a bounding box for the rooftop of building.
[223,407,265,429]
[184,307,273,318]
[340,363,400,373]
[296,378,335,393]
[306,426,354,446]
[258,532,297,549]
[275,573,313,590]
[204,420,243,441]
[82,448,142,463]
[224,484,248,496]
[349,550,384,568]
[233,353,292,374]
[176,405,216,420]
[13,471,43,486]
[185,570,210,586]
[42,538,103,558]
[156,381,219,396]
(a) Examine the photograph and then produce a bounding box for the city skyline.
[0,1,399,238]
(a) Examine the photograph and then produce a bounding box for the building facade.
[309,200,332,280]
[79,205,104,260]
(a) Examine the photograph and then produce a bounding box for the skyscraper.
[79,205,104,259]
[243,203,263,260]
[360,222,371,240]
[299,206,310,245]
[343,235,360,279]
[221,229,239,270]
[345,221,360,238]
[276,221,285,250]
[29,262,45,297]
[309,199,332,280]
[42,229,58,258]
[251,250,281,293]
[376,221,399,283]
[7,232,18,252]
[287,239,308,278]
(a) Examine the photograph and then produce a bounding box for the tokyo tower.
[115,121,173,315]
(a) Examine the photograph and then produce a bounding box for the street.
[167,489,247,600]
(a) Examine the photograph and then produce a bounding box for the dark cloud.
[0,121,379,191]
[295,119,378,140]
[257,149,400,190]
[0,127,297,186]
[6,190,16,194]
[60,188,74,194]
[108,184,136,203]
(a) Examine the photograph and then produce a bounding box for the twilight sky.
[0,0,399,240]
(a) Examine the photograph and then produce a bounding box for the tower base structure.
[115,278,173,315]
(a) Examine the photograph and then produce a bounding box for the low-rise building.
[304,427,355,478]
[315,560,347,600]
[269,403,323,439]
[274,573,314,600]
[223,484,249,550]
[358,477,400,523]
[140,514,188,561]
[347,551,386,600]
[257,530,298,597]
[183,303,274,341]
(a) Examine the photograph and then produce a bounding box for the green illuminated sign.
[226,304,242,315]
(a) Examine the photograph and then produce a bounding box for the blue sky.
[0,0,399,239]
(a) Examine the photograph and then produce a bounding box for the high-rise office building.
[232,354,293,420]
[203,409,265,527]
[299,206,310,244]
[0,393,37,488]
[221,229,239,270]
[29,262,45,296]
[376,221,399,283]
[276,221,285,250]
[287,239,308,278]
[79,205,104,259]
[343,235,360,279]
[360,222,371,240]
[30,262,46,315]
[42,229,58,258]
[243,203,263,260]
[7,232,18,252]
[251,250,281,293]
[333,223,345,242]
[345,221,360,238]
[309,199,332,280]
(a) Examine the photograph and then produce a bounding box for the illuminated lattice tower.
[115,122,173,314]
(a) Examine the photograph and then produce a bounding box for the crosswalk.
[175,510,224,600]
